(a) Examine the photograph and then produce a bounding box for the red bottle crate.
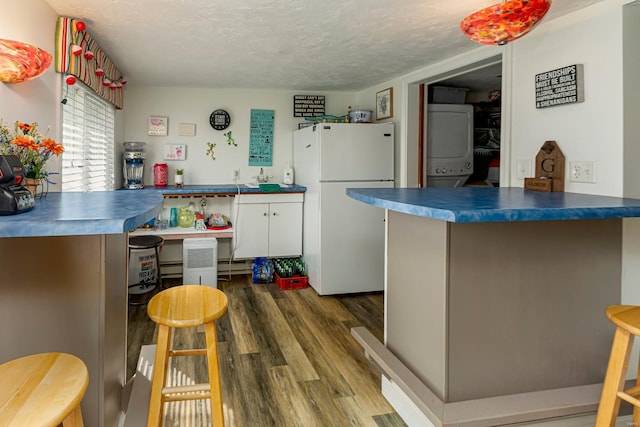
[274,273,308,290]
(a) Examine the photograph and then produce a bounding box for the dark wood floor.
[127,274,406,426]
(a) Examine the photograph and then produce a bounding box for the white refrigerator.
[293,122,394,295]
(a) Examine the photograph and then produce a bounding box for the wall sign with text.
[249,109,274,166]
[293,95,325,117]
[535,64,584,109]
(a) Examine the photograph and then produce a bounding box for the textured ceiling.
[44,0,606,91]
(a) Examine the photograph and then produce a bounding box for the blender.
[123,141,146,189]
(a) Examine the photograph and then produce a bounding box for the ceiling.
[44,0,606,91]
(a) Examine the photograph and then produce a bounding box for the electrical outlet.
[569,161,596,183]
[232,169,240,181]
[516,159,531,180]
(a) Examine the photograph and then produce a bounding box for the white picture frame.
[148,116,168,136]
[178,123,196,136]
[164,144,186,160]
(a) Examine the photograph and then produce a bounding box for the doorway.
[413,56,503,188]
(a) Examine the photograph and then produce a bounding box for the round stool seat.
[597,305,640,424]
[147,285,228,328]
[606,305,640,335]
[129,235,164,249]
[0,352,88,427]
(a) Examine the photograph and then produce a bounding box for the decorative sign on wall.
[535,64,584,109]
[178,123,196,137]
[164,144,186,160]
[249,109,274,166]
[148,116,168,136]
[293,95,325,117]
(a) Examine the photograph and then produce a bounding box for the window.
[61,81,115,191]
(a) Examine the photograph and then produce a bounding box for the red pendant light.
[0,39,52,83]
[460,0,552,46]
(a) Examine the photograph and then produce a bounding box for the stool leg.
[148,324,171,427]
[596,326,634,426]
[205,321,224,427]
[62,405,84,427]
[633,355,640,426]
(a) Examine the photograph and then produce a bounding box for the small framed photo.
[376,87,393,120]
[164,144,186,160]
[148,116,168,136]
[178,123,196,137]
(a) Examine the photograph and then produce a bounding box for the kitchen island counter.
[346,186,640,222]
[347,187,640,426]
[0,190,163,427]
[0,190,163,237]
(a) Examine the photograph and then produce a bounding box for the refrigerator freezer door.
[316,123,394,182]
[311,180,393,295]
[293,126,319,189]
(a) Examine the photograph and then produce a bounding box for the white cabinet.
[232,193,303,259]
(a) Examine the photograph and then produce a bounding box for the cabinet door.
[268,202,302,257]
[234,202,269,259]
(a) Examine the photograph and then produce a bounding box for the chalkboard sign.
[293,95,325,117]
[535,64,584,109]
[249,109,274,166]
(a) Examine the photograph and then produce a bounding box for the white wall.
[508,0,626,196]
[123,87,356,186]
[0,0,62,185]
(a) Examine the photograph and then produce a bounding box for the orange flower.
[41,138,64,155]
[17,122,33,134]
[11,135,38,151]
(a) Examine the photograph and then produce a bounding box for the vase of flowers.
[0,120,64,197]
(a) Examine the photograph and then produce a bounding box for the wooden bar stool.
[596,305,640,425]
[0,352,89,427]
[146,285,228,427]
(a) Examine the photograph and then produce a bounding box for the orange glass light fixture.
[0,39,52,83]
[460,0,552,46]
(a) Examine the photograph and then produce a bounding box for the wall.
[508,0,626,196]
[122,87,357,187]
[622,1,640,321]
[0,0,62,184]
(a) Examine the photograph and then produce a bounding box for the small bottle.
[283,162,294,185]
[345,106,352,123]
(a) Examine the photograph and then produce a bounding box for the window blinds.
[61,81,115,192]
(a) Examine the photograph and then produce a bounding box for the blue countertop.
[346,187,640,223]
[0,184,307,238]
[134,184,306,195]
[0,191,163,237]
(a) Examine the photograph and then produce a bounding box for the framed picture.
[376,87,394,120]
[164,144,186,160]
[148,116,168,136]
[178,123,196,137]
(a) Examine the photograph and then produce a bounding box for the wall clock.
[209,109,231,131]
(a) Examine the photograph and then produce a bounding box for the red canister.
[153,163,168,187]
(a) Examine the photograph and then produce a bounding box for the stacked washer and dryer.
[425,103,475,188]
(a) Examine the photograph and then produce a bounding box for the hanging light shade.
[460,0,552,46]
[0,39,52,83]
